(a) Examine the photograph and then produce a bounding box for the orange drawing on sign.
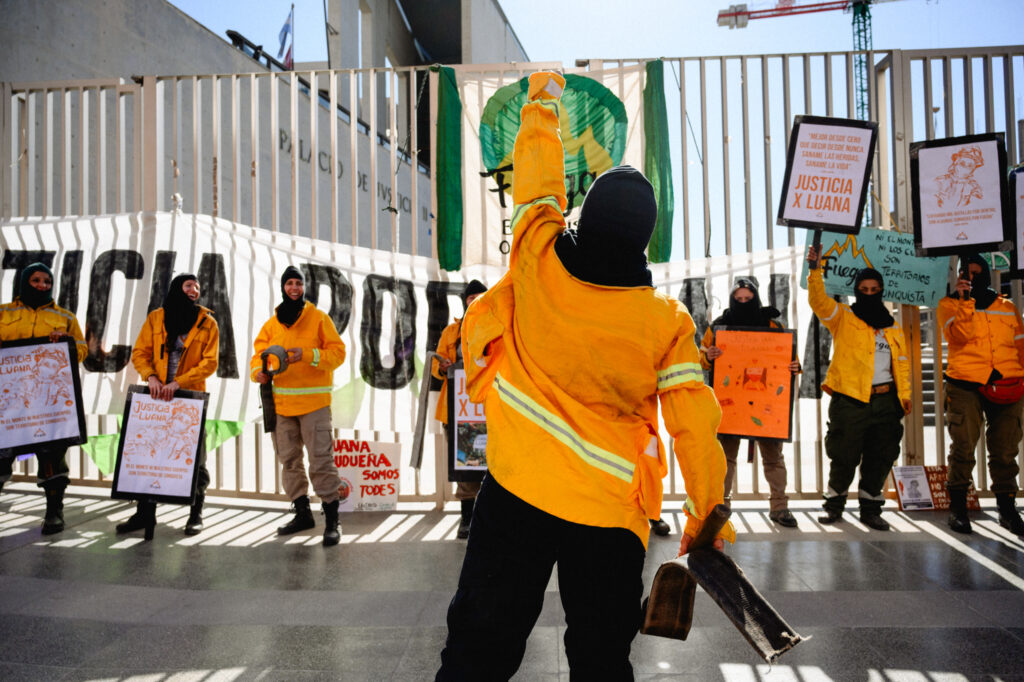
[935,145,984,207]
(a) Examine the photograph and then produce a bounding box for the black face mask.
[17,264,54,309]
[277,267,306,327]
[960,257,997,310]
[163,274,201,341]
[725,297,764,326]
[851,289,894,329]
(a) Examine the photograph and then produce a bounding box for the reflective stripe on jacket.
[131,307,219,392]
[807,268,911,408]
[937,295,1024,383]
[249,302,345,417]
[461,87,734,549]
[0,299,87,362]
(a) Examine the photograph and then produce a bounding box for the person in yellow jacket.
[436,72,733,681]
[938,254,1024,536]
[700,277,802,527]
[0,263,87,535]
[116,273,219,536]
[251,266,346,547]
[807,245,911,530]
[431,279,487,539]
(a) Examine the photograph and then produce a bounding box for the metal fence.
[3,44,1023,504]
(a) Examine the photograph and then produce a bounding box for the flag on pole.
[277,6,294,58]
[284,44,294,71]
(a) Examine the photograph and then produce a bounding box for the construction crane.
[717,1,905,122]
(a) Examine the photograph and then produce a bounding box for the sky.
[169,0,1022,68]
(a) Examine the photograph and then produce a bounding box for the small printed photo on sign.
[1008,166,1024,278]
[777,115,878,235]
[447,366,487,482]
[0,337,87,458]
[891,465,980,511]
[111,385,208,505]
[911,132,1010,257]
[710,327,797,442]
[333,439,401,512]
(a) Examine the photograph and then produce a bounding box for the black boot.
[184,494,205,536]
[947,487,972,534]
[996,492,1024,536]
[278,495,315,535]
[322,500,341,546]
[116,501,156,534]
[41,487,66,535]
[457,498,474,539]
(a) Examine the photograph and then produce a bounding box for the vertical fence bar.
[97,86,106,215]
[700,58,710,257]
[42,89,51,215]
[679,59,690,260]
[389,68,398,254]
[62,89,71,216]
[350,71,359,247]
[143,76,157,212]
[290,72,298,235]
[824,53,833,118]
[964,56,975,135]
[329,70,338,243]
[720,58,731,257]
[741,56,752,255]
[762,57,773,251]
[924,56,935,140]
[232,74,240,221]
[369,68,378,250]
[942,56,954,136]
[171,78,179,205]
[782,56,793,246]
[134,82,144,211]
[1,82,11,218]
[1004,53,1017,165]
[270,74,279,230]
[251,74,260,226]
[846,52,855,121]
[212,75,221,216]
[309,70,319,240]
[410,68,419,256]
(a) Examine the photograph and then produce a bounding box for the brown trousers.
[720,435,789,510]
[945,381,1022,494]
[272,407,341,503]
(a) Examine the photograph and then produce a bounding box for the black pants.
[437,475,646,681]
[0,446,69,490]
[823,391,903,514]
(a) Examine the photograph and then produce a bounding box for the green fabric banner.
[81,418,246,476]
[643,59,674,263]
[436,65,463,271]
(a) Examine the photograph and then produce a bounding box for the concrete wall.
[462,0,529,65]
[0,0,263,82]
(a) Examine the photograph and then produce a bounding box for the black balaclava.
[554,166,656,287]
[163,273,200,341]
[17,262,55,309]
[276,265,306,326]
[461,279,488,307]
[851,268,894,329]
[711,277,780,328]
[959,254,997,310]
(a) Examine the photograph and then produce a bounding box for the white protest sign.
[334,439,401,512]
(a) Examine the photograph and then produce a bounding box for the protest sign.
[447,366,487,482]
[798,227,949,307]
[710,328,796,441]
[891,465,980,512]
[333,439,401,512]
[1009,166,1024,277]
[111,385,208,504]
[911,132,1011,257]
[0,338,86,457]
[777,115,877,235]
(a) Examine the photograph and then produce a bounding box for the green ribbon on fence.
[81,418,247,476]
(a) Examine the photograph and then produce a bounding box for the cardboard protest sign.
[0,338,87,457]
[333,439,401,512]
[911,133,1011,257]
[710,328,797,441]
[777,115,877,235]
[798,228,948,307]
[111,385,208,504]
[447,366,487,482]
[891,465,980,512]
[1009,166,1024,278]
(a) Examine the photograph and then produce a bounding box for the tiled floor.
[1,484,1023,681]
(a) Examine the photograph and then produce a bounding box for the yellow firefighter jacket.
[460,73,734,548]
[431,319,462,424]
[937,295,1024,383]
[807,267,911,410]
[0,299,87,362]
[249,302,346,417]
[132,307,219,392]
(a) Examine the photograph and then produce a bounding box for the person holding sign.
[938,255,1024,536]
[116,273,219,536]
[431,279,488,540]
[807,245,911,530]
[436,72,733,680]
[0,263,86,535]
[700,278,802,527]
[251,266,347,547]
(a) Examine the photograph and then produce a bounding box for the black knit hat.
[853,267,884,291]
[462,280,487,303]
[281,265,304,289]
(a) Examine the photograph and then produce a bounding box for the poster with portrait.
[0,338,87,458]
[111,385,208,504]
[891,465,980,512]
[333,439,401,512]
[710,328,797,441]
[777,115,878,234]
[911,132,1011,257]
[1008,166,1024,278]
[447,365,487,482]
